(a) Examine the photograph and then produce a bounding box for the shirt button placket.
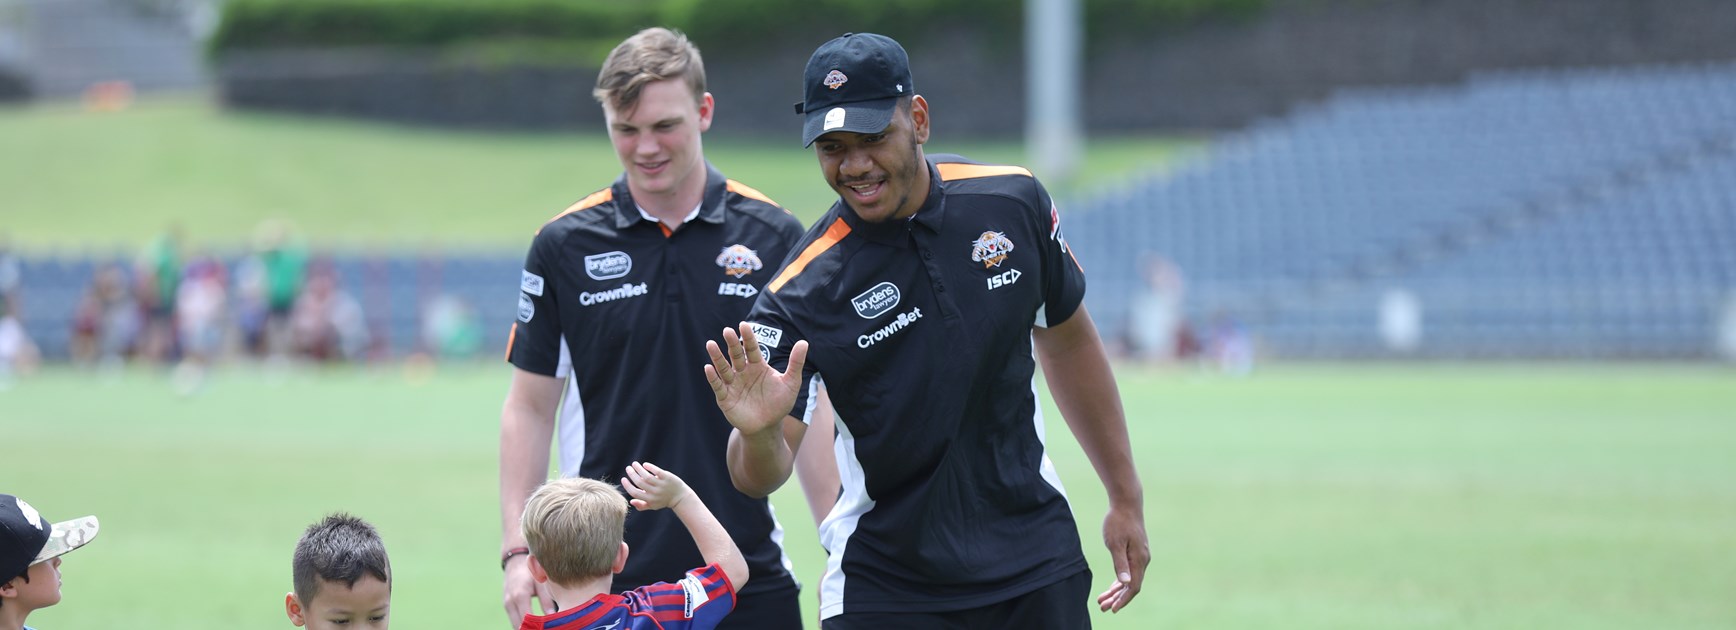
[665,243,681,302]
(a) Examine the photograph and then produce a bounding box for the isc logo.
[718,283,759,298]
[986,268,1022,291]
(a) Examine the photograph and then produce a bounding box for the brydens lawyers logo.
[971,231,1015,268]
[584,251,632,280]
[715,244,763,278]
[823,70,848,90]
[851,282,901,319]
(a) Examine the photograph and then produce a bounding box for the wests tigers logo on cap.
[715,245,764,278]
[970,231,1015,268]
[823,70,848,90]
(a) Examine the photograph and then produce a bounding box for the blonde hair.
[593,27,707,114]
[521,477,627,586]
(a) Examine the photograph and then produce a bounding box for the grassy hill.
[0,97,1194,253]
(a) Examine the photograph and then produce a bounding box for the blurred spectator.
[233,254,270,357]
[173,256,228,393]
[70,263,140,369]
[1127,252,1186,364]
[1379,288,1422,353]
[1718,294,1736,362]
[1204,311,1254,376]
[0,235,19,306]
[0,236,33,386]
[421,294,481,360]
[290,266,369,362]
[0,293,39,387]
[238,220,308,360]
[135,228,183,364]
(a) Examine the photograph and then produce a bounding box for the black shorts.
[821,569,1092,630]
[720,583,803,630]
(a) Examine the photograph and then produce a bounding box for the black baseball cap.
[0,494,99,579]
[796,33,915,147]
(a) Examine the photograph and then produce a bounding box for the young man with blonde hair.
[500,27,829,629]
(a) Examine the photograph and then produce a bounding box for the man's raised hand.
[705,322,808,436]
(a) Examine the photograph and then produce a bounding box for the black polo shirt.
[507,163,804,598]
[745,154,1090,617]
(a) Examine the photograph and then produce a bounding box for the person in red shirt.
[516,463,746,630]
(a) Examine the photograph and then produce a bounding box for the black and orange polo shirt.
[507,162,804,599]
[745,154,1090,618]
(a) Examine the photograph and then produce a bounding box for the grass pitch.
[2,363,1733,629]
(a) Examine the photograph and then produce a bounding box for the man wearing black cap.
[1,494,99,630]
[704,32,1149,628]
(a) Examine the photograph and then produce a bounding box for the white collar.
[637,202,703,226]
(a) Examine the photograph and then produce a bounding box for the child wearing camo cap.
[0,494,100,630]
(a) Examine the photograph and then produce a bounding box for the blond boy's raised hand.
[621,461,689,511]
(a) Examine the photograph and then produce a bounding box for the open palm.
[704,322,809,435]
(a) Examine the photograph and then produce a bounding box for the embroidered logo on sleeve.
[1049,202,1072,253]
[749,323,783,362]
[679,574,711,618]
[517,293,535,322]
[521,270,545,296]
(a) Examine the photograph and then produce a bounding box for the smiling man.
[704,32,1150,629]
[498,27,825,630]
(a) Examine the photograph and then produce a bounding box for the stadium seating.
[1067,62,1736,359]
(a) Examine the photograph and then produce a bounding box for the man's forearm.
[1035,310,1144,506]
[726,422,798,498]
[500,405,554,550]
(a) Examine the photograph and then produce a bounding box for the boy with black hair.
[285,513,391,630]
[1,494,99,630]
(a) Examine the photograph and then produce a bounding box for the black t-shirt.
[508,163,805,597]
[746,155,1090,617]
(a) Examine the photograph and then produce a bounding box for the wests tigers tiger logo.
[715,244,763,278]
[970,231,1015,268]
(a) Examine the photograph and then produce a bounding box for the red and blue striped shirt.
[517,564,736,630]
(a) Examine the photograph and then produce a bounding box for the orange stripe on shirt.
[726,179,788,212]
[936,163,1032,182]
[504,322,517,362]
[768,217,851,293]
[537,188,613,234]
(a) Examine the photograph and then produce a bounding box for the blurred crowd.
[0,221,485,391]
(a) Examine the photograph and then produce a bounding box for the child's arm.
[621,461,750,590]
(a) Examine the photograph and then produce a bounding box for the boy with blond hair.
[285,513,391,630]
[516,462,745,630]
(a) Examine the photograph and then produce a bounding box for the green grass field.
[0,97,1194,253]
[3,363,1733,629]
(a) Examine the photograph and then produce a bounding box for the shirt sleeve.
[744,290,821,425]
[506,229,563,375]
[622,563,737,629]
[1032,177,1088,328]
